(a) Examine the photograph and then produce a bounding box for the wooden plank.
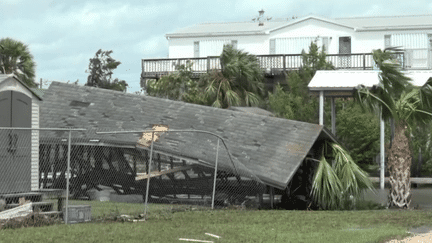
[369,177,432,184]
[136,165,194,181]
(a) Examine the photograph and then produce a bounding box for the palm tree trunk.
[387,121,412,208]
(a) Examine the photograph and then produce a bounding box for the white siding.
[31,99,40,191]
[166,17,432,67]
[269,18,355,55]
[274,37,322,54]
[391,33,428,48]
[199,39,232,57]
[168,35,269,58]
[391,33,429,68]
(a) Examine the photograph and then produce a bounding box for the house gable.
[268,15,355,34]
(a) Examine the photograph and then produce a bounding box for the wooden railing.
[141,52,405,79]
[369,177,432,184]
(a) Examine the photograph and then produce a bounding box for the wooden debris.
[178,239,213,243]
[205,233,221,239]
[137,124,169,148]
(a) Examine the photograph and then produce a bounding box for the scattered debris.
[19,197,31,205]
[0,199,6,211]
[178,239,214,242]
[205,233,221,239]
[118,214,145,222]
[179,233,220,242]
[0,202,32,220]
[137,124,169,147]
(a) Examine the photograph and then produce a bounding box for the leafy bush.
[268,40,332,123]
[336,100,380,167]
[146,61,209,105]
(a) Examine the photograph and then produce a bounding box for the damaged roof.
[40,82,335,189]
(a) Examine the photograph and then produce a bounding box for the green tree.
[146,61,208,105]
[147,45,265,108]
[0,38,37,87]
[354,47,432,208]
[203,45,265,108]
[410,121,432,177]
[268,41,333,123]
[336,99,380,171]
[86,49,128,92]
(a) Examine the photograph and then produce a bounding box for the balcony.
[141,52,410,83]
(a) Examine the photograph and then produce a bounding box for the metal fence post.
[144,132,155,219]
[65,129,71,224]
[211,138,220,209]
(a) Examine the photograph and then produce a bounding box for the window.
[269,39,275,54]
[199,40,231,56]
[231,40,238,49]
[194,41,199,57]
[384,35,391,48]
[322,37,329,53]
[274,37,319,54]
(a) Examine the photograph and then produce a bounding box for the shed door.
[0,90,32,193]
[338,37,351,68]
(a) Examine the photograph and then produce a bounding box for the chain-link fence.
[0,127,266,224]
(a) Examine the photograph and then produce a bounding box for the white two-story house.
[141,12,432,86]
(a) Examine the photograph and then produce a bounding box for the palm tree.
[354,47,432,209]
[310,142,375,210]
[202,45,265,108]
[0,38,37,87]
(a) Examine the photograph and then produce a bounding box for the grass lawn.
[0,200,431,243]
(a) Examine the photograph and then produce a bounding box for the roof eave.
[356,26,432,32]
[166,31,268,38]
[1,75,43,100]
[309,87,358,91]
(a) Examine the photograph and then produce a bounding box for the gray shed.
[0,74,43,193]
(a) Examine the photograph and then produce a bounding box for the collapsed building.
[39,82,339,209]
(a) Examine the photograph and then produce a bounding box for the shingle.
[39,82,336,189]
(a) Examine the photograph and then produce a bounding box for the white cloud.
[134,36,168,58]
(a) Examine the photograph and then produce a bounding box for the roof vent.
[252,9,272,26]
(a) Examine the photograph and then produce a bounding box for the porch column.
[380,110,385,189]
[331,97,336,135]
[319,91,324,125]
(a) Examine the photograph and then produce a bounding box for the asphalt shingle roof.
[40,82,333,189]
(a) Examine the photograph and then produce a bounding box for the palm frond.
[354,87,396,120]
[212,99,222,108]
[373,48,412,99]
[330,143,375,203]
[419,77,432,110]
[225,90,240,107]
[311,153,343,210]
[204,81,217,98]
[244,91,261,106]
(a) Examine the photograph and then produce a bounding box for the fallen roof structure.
[40,82,337,190]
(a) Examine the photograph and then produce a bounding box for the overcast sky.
[1,0,432,93]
